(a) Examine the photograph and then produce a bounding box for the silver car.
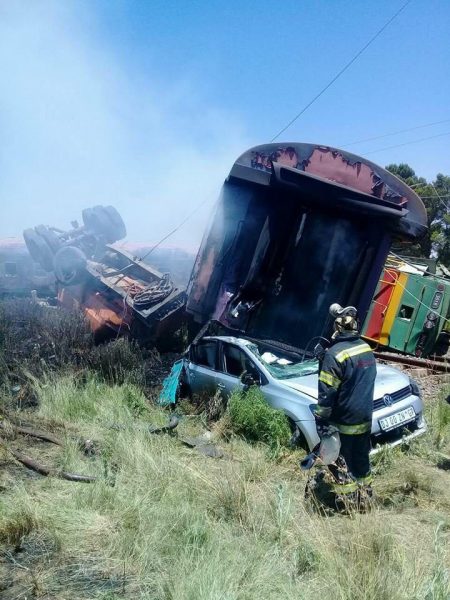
[184,335,427,451]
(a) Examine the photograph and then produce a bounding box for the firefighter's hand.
[313,342,327,361]
[313,414,328,439]
[316,419,331,439]
[312,406,332,439]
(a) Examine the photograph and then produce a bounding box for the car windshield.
[246,342,319,379]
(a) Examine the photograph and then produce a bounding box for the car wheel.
[23,228,54,271]
[53,246,87,286]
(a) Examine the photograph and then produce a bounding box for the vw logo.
[383,394,393,407]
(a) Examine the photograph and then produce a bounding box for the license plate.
[379,406,416,431]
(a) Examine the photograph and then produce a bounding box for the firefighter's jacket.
[316,332,376,434]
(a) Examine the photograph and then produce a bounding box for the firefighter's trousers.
[330,431,373,495]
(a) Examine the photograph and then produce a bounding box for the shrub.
[227,386,291,451]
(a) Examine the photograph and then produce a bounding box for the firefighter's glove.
[317,420,337,439]
[312,406,333,440]
[313,342,327,362]
[314,415,329,440]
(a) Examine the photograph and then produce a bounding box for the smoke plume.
[0,1,249,250]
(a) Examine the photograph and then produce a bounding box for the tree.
[386,163,450,266]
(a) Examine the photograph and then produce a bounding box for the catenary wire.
[270,0,412,142]
[390,251,450,285]
[416,195,450,199]
[362,131,450,155]
[113,194,214,278]
[109,3,418,257]
[137,196,212,263]
[342,118,450,147]
[407,186,450,213]
[431,184,450,212]
[371,181,449,199]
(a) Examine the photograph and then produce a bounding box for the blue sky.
[0,0,449,249]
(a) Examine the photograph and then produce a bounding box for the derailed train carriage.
[0,238,55,298]
[362,255,450,357]
[185,143,427,352]
[23,206,186,345]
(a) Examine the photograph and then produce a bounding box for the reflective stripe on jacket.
[317,332,376,432]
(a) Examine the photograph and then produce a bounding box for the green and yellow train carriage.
[362,256,450,357]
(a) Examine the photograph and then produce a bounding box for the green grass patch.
[36,375,150,425]
[227,386,291,452]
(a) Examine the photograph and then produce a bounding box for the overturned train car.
[23,206,186,345]
[0,238,55,298]
[186,143,427,352]
[363,255,450,357]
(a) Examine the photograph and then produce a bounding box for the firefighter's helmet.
[329,303,358,335]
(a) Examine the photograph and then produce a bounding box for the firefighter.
[314,303,376,507]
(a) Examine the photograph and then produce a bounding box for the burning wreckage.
[23,205,186,345]
[21,143,428,359]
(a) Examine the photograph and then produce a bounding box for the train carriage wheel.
[35,224,62,254]
[104,205,126,240]
[82,205,125,243]
[23,228,54,272]
[53,246,87,286]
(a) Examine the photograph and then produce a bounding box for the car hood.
[278,364,410,401]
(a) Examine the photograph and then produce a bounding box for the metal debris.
[22,206,186,345]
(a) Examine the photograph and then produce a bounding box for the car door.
[187,339,220,396]
[215,342,262,397]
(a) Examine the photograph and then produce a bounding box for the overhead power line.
[409,182,430,188]
[113,195,214,278]
[431,183,450,212]
[419,195,450,199]
[342,118,450,147]
[363,130,450,155]
[270,0,412,142]
[138,196,212,263]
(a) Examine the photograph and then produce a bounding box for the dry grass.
[0,374,449,599]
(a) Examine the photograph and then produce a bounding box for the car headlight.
[409,377,421,397]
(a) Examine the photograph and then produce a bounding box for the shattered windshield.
[246,342,319,379]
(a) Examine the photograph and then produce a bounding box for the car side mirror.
[240,371,259,388]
